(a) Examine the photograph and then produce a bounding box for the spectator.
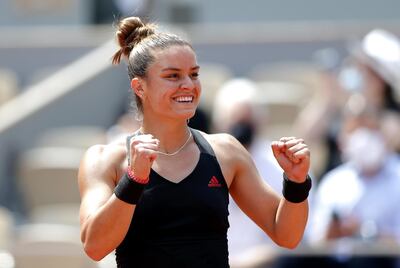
[294,29,400,180]
[308,99,400,268]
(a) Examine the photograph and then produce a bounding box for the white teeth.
[175,96,193,102]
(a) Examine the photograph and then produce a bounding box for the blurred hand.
[129,134,159,180]
[271,137,310,182]
[326,216,360,240]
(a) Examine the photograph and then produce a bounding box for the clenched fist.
[128,134,159,180]
[271,137,310,183]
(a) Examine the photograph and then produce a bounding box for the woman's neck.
[140,120,191,154]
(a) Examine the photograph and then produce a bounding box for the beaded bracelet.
[126,168,149,184]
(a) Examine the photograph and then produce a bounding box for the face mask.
[228,121,255,148]
[342,128,387,173]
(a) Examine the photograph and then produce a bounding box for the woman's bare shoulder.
[200,131,246,155]
[198,131,252,170]
[86,142,126,163]
[79,142,127,183]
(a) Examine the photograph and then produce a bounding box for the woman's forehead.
[152,45,198,67]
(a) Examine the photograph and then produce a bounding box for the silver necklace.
[156,130,192,156]
[129,129,193,157]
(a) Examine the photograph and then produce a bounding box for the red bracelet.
[126,168,149,184]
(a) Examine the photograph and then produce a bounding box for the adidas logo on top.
[208,176,221,187]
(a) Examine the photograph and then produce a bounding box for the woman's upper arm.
[222,135,281,236]
[78,145,119,226]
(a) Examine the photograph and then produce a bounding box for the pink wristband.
[126,168,149,184]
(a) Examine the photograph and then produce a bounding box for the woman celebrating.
[78,17,312,268]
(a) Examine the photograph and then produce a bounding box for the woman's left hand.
[271,137,310,183]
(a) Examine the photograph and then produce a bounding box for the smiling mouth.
[173,96,194,103]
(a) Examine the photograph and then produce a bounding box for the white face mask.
[342,128,387,173]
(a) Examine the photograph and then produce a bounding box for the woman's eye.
[191,72,199,79]
[166,73,179,79]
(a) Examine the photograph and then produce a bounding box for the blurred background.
[1,0,400,267]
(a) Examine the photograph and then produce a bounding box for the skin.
[79,45,311,261]
[359,64,386,110]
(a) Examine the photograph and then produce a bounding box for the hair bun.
[112,17,156,64]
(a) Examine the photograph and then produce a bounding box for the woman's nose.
[179,75,194,89]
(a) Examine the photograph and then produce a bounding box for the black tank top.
[115,128,230,268]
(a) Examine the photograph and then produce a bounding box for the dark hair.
[112,17,193,116]
[383,82,400,112]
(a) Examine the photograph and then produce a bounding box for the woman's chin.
[174,107,197,119]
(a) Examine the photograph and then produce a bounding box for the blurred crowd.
[1,17,400,267]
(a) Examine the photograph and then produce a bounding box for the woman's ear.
[131,78,144,99]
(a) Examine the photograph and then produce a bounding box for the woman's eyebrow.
[161,66,200,72]
[161,67,180,72]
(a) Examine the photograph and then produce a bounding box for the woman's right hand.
[129,134,159,179]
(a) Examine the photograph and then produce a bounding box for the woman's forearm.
[81,195,135,261]
[273,199,309,249]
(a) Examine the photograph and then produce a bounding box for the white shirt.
[308,154,400,243]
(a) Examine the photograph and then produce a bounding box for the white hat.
[351,29,400,99]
